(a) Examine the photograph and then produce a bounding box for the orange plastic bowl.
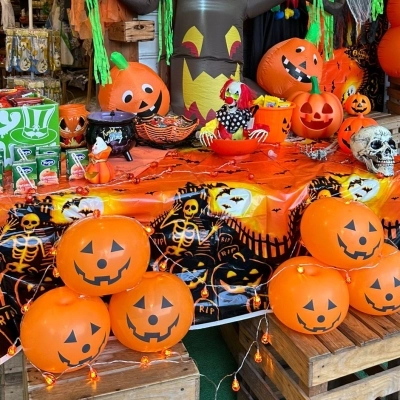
[210,139,260,156]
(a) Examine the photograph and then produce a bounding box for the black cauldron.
[86,111,136,161]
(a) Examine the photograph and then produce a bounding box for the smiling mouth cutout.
[297,312,342,333]
[74,258,130,286]
[281,56,311,83]
[58,333,107,368]
[126,314,180,342]
[337,236,381,260]
[365,294,400,313]
[300,119,333,130]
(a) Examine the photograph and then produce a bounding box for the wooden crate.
[24,337,200,400]
[221,310,400,400]
[387,77,400,116]
[108,20,155,43]
[368,111,400,152]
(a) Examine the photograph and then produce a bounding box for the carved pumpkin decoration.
[59,104,89,149]
[338,114,378,154]
[268,256,349,334]
[109,271,194,352]
[345,243,400,315]
[98,52,170,118]
[256,38,323,99]
[20,286,110,373]
[343,93,372,116]
[301,197,384,270]
[290,76,343,140]
[56,215,150,296]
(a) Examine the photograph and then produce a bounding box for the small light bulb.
[201,286,209,298]
[261,333,270,345]
[253,295,261,308]
[232,377,240,392]
[49,247,57,257]
[21,302,31,314]
[7,345,17,356]
[345,275,352,284]
[89,367,98,381]
[43,372,56,386]
[144,226,154,235]
[93,209,101,218]
[162,349,172,358]
[52,267,60,278]
[254,349,262,363]
[141,356,150,366]
[297,266,304,274]
[159,261,167,272]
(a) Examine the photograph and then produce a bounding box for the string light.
[345,274,352,284]
[21,301,31,314]
[140,356,150,367]
[49,247,57,257]
[297,266,304,273]
[52,267,60,278]
[201,286,209,298]
[254,349,262,363]
[159,260,168,272]
[42,372,56,386]
[7,345,17,356]
[162,349,172,358]
[261,332,270,345]
[231,376,240,392]
[89,366,98,381]
[93,209,101,218]
[253,293,261,308]
[144,226,155,235]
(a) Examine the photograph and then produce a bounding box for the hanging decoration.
[158,0,174,65]
[85,0,111,85]
[346,0,372,34]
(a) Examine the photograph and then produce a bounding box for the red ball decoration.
[109,272,194,352]
[386,0,400,28]
[300,197,384,270]
[345,243,400,315]
[268,256,349,334]
[378,27,400,78]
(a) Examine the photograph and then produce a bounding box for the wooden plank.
[315,326,356,354]
[388,312,400,328]
[108,20,155,43]
[311,363,400,400]
[349,308,400,339]
[375,115,400,130]
[336,312,380,346]
[26,339,200,400]
[3,352,24,400]
[388,87,400,102]
[389,76,400,87]
[387,101,400,116]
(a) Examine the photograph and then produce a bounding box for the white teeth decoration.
[283,57,289,65]
[297,76,302,81]
[285,68,290,73]
[150,106,155,111]
[295,68,301,73]
[307,75,311,79]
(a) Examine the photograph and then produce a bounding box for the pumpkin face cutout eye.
[56,215,151,297]
[268,257,349,335]
[297,298,343,333]
[346,243,400,315]
[20,287,110,373]
[300,197,384,270]
[109,272,194,352]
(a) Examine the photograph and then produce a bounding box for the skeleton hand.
[211,219,225,232]
[3,217,18,233]
[171,202,182,215]
[198,130,217,147]
[248,129,269,143]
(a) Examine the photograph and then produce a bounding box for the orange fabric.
[70,0,93,40]
[100,0,134,26]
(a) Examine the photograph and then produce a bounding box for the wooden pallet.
[367,111,400,151]
[221,310,400,400]
[387,77,400,116]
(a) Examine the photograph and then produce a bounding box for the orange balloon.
[377,27,400,78]
[345,242,400,315]
[300,197,384,270]
[109,272,194,352]
[56,215,150,296]
[268,256,349,334]
[20,286,110,373]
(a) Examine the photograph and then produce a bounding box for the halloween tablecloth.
[1,142,400,363]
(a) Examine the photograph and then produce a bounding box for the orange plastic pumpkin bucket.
[253,102,296,143]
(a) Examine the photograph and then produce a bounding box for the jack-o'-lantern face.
[59,104,89,148]
[338,115,378,154]
[300,197,384,270]
[344,93,372,115]
[346,243,400,315]
[56,215,150,296]
[268,257,349,334]
[20,287,110,373]
[257,38,323,99]
[109,272,194,352]
[98,53,170,118]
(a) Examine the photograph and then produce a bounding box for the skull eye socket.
[389,139,397,150]
[370,140,382,150]
[300,102,313,113]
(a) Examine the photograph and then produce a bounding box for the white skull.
[350,125,396,177]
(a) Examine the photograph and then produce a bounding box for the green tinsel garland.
[371,0,384,21]
[305,0,334,61]
[158,0,174,65]
[85,0,112,86]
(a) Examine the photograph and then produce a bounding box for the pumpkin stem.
[310,76,321,95]
[111,52,129,70]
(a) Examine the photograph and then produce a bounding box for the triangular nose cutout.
[139,100,148,108]
[299,61,306,69]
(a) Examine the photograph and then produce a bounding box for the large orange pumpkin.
[290,76,343,140]
[338,114,378,154]
[56,215,150,296]
[109,272,194,352]
[256,38,323,99]
[98,52,170,118]
[300,197,384,270]
[20,286,110,373]
[344,242,400,315]
[268,256,349,334]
